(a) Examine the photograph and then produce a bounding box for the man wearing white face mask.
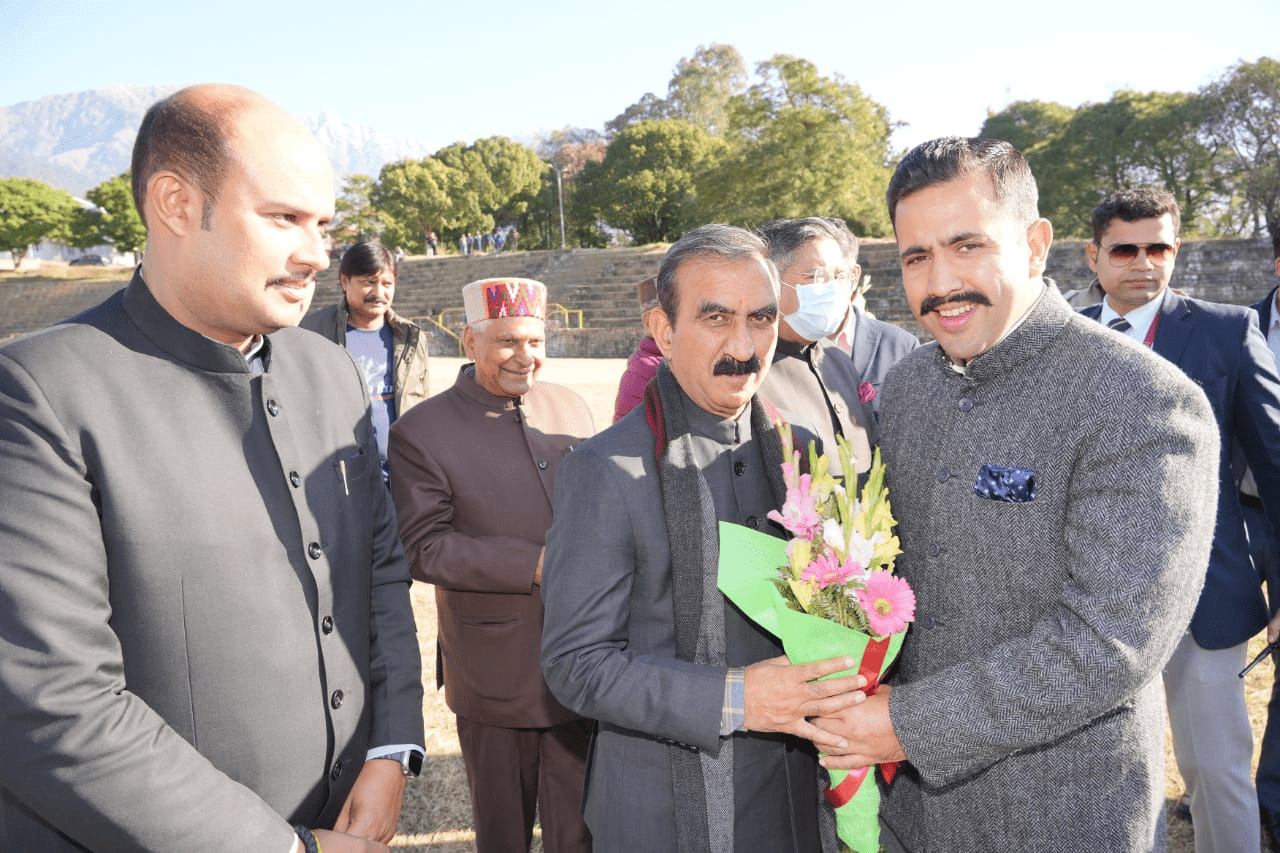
[757,217,875,474]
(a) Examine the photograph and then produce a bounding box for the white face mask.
[784,276,852,341]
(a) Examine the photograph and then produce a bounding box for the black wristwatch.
[383,749,424,777]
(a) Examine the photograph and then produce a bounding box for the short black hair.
[131,87,242,230]
[339,239,396,280]
[1090,187,1181,244]
[886,137,1039,229]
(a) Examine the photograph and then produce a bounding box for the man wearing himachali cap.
[388,278,594,853]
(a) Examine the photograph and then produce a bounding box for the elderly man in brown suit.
[389,277,594,853]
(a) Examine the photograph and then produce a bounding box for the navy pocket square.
[974,464,1036,503]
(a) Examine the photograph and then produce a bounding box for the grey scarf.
[643,362,791,853]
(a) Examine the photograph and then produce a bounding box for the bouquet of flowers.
[717,423,913,853]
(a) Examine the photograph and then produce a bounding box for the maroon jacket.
[389,364,594,727]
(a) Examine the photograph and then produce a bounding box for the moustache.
[919,290,993,316]
[713,355,763,376]
[267,272,315,289]
[363,298,389,306]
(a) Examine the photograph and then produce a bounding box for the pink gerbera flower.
[801,549,866,589]
[856,572,916,637]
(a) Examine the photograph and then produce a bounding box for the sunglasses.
[1103,242,1176,267]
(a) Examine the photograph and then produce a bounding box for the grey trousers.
[1164,631,1261,853]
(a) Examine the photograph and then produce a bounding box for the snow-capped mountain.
[0,85,437,195]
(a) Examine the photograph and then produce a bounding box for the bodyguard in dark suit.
[1249,232,1280,849]
[1080,188,1280,853]
[0,86,424,853]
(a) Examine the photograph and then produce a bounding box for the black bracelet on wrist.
[294,824,320,853]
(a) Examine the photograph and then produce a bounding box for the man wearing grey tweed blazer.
[816,138,1219,852]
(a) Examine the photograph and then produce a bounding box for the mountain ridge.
[0,85,438,196]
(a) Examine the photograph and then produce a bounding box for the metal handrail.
[415,314,464,357]
[546,303,583,329]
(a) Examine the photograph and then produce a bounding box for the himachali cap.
[462,277,547,323]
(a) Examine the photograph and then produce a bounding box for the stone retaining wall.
[4,240,1276,353]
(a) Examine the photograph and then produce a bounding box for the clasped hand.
[742,654,864,750]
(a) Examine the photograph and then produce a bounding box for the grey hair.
[756,217,851,274]
[657,224,778,323]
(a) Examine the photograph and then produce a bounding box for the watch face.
[407,750,423,777]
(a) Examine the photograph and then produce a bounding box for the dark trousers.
[1244,498,1280,835]
[455,714,592,853]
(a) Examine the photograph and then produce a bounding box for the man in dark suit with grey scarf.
[542,224,866,852]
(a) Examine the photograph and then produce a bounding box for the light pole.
[554,166,566,250]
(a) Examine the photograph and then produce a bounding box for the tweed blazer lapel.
[1152,287,1194,365]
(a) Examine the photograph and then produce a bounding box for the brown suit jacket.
[389,365,594,727]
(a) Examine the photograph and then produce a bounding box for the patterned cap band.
[462,278,547,323]
[636,276,658,310]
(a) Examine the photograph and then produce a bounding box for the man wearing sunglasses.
[1082,187,1280,853]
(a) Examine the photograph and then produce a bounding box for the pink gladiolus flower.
[801,549,864,589]
[767,473,821,538]
[857,572,915,637]
[858,382,876,404]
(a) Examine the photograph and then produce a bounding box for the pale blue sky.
[4,0,1277,152]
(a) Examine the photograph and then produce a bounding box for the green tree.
[0,178,79,268]
[332,174,385,246]
[666,44,747,136]
[607,43,746,138]
[1033,91,1221,237]
[979,100,1074,156]
[576,119,725,244]
[701,55,895,235]
[374,155,492,252]
[466,136,548,224]
[605,93,671,137]
[86,172,147,260]
[61,205,104,252]
[1201,57,1280,239]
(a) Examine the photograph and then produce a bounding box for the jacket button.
[919,615,937,629]
[746,516,759,529]
[537,459,548,470]
[733,460,746,476]
[321,615,334,634]
[958,398,974,412]
[936,466,950,482]
[330,761,344,780]
[929,542,941,557]
[308,542,322,560]
[331,690,344,709]
[266,399,280,416]
[289,471,301,488]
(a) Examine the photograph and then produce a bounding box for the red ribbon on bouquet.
[823,636,900,808]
